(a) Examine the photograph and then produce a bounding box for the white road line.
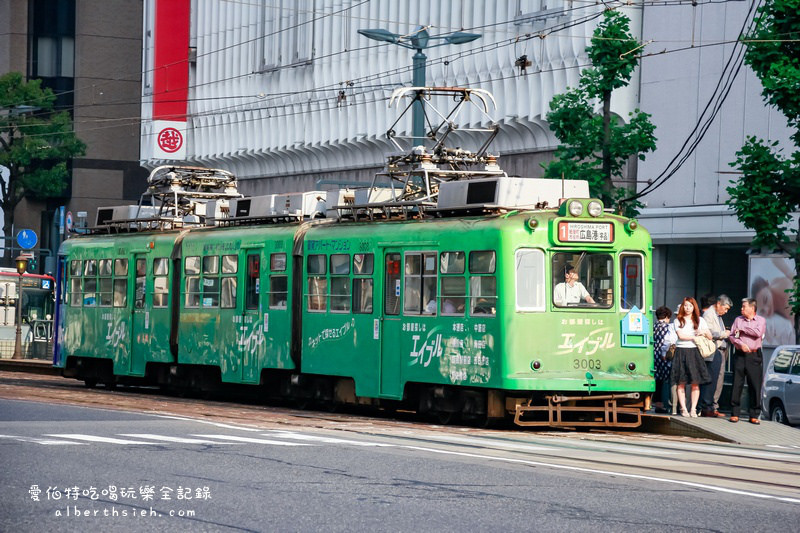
[44,434,159,445]
[416,434,556,453]
[191,434,312,446]
[118,434,240,444]
[153,415,263,432]
[400,445,800,505]
[0,434,86,445]
[264,431,393,447]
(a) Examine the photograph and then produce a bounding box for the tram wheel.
[83,378,97,389]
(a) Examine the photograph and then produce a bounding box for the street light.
[358,26,481,145]
[12,255,29,360]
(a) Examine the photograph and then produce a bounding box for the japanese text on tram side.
[556,329,615,356]
[307,319,355,348]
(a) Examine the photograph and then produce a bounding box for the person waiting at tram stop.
[700,294,732,417]
[553,264,595,306]
[652,306,674,414]
[728,297,766,424]
[671,297,712,418]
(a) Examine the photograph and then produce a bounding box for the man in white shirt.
[554,264,596,306]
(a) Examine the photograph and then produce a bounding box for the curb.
[0,359,60,376]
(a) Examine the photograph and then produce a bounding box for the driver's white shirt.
[554,281,590,305]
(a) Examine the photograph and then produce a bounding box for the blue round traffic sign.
[16,229,38,250]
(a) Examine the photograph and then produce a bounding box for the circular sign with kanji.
[157,127,183,153]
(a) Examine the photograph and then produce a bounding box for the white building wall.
[141,1,643,191]
[637,1,793,234]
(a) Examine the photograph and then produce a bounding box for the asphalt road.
[1,397,798,532]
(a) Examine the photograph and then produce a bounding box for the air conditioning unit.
[95,205,161,226]
[436,177,590,211]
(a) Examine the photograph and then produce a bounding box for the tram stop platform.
[0,357,59,376]
[641,413,800,447]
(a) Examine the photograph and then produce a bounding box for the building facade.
[1,0,146,271]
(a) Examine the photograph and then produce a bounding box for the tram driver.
[553,264,595,306]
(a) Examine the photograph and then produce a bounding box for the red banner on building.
[152,0,189,159]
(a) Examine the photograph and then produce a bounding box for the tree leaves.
[543,10,656,215]
[0,72,85,235]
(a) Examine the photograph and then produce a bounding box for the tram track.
[2,371,798,500]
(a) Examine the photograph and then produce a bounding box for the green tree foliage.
[543,10,656,217]
[727,0,800,320]
[0,72,86,241]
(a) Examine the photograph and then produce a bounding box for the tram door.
[130,254,148,375]
[380,251,403,398]
[238,251,263,384]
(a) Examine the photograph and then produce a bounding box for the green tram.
[54,196,654,427]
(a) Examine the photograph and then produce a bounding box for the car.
[762,345,800,425]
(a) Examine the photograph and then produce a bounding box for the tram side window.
[202,255,220,308]
[153,257,169,308]
[69,260,81,307]
[440,251,465,316]
[83,259,97,306]
[384,254,401,316]
[97,259,113,307]
[469,251,496,316]
[404,252,437,315]
[515,249,545,311]
[330,254,351,312]
[134,258,147,309]
[219,254,237,309]
[307,254,327,312]
[184,256,201,308]
[245,254,260,310]
[352,253,373,314]
[270,252,288,310]
[113,258,128,307]
[620,254,644,310]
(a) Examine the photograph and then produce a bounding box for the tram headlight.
[568,200,583,217]
[627,362,636,372]
[531,360,542,371]
[587,200,603,217]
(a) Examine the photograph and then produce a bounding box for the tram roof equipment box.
[436,177,590,211]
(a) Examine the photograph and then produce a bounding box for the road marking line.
[191,434,312,446]
[118,434,240,444]
[264,431,393,447]
[400,445,800,504]
[44,434,158,445]
[0,434,86,445]
[153,415,263,432]
[418,434,556,452]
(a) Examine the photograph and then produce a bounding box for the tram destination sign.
[557,221,614,243]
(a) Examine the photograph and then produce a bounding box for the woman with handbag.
[671,297,713,417]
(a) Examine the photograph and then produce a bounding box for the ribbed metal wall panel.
[142,1,641,186]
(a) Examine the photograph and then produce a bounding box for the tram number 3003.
[573,358,602,370]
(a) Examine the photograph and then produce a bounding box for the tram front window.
[552,253,613,308]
